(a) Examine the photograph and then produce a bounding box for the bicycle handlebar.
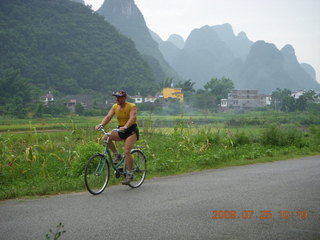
[96,126,120,135]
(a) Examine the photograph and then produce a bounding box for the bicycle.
[84,127,147,195]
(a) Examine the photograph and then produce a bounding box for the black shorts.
[118,124,139,140]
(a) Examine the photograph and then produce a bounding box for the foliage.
[271,88,319,112]
[0,113,319,200]
[204,77,234,104]
[162,99,186,115]
[159,77,174,89]
[45,222,66,240]
[137,102,162,114]
[191,89,215,111]
[175,79,196,104]
[70,142,103,177]
[185,77,234,112]
[0,0,157,114]
[0,69,32,118]
[261,124,306,147]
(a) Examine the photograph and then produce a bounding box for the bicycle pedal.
[115,171,121,178]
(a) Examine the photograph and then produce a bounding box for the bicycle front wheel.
[84,154,110,195]
[128,149,147,188]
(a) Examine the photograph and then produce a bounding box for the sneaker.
[122,173,133,185]
[113,153,121,164]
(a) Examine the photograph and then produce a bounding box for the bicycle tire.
[84,154,110,195]
[128,149,147,188]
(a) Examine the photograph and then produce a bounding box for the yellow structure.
[162,88,184,102]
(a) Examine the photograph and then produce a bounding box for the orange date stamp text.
[211,210,309,220]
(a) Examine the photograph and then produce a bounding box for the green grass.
[0,111,319,200]
[1,110,319,131]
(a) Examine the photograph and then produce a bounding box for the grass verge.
[1,123,319,200]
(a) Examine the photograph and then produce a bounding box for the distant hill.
[70,0,84,4]
[167,34,185,49]
[301,63,316,81]
[151,23,319,93]
[0,0,157,96]
[97,0,183,83]
[159,25,235,88]
[212,23,253,60]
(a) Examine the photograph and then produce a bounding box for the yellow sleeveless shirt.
[112,102,137,126]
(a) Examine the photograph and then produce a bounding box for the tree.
[204,77,234,107]
[75,103,85,115]
[34,104,43,118]
[159,77,174,89]
[175,79,196,104]
[192,89,215,111]
[296,90,318,111]
[271,88,295,111]
[0,0,157,98]
[0,69,32,117]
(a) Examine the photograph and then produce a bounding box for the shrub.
[261,124,305,147]
[70,142,103,177]
[309,125,320,149]
[233,131,251,146]
[261,125,283,146]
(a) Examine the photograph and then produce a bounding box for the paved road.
[1,156,319,240]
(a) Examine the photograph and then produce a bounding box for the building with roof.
[221,90,271,110]
[161,88,184,102]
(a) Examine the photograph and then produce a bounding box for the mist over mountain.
[211,23,253,60]
[158,25,238,88]
[149,30,163,45]
[301,63,316,81]
[97,0,182,82]
[239,41,293,91]
[167,34,185,49]
[151,23,319,93]
[70,0,84,4]
[0,0,157,96]
[281,45,318,88]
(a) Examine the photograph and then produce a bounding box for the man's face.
[115,96,126,105]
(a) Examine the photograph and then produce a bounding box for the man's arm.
[95,107,115,130]
[123,106,137,129]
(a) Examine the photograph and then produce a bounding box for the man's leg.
[124,133,137,172]
[107,131,122,153]
[122,133,137,185]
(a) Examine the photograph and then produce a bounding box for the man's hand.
[95,124,104,131]
[119,126,127,132]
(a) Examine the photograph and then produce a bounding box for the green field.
[0,111,319,200]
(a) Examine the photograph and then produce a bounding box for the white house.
[41,91,54,106]
[221,90,271,110]
[130,94,158,103]
[130,95,143,103]
[144,95,157,103]
[291,90,305,99]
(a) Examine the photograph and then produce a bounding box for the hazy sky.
[84,0,320,83]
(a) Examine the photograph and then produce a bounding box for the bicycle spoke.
[84,154,110,195]
[128,149,146,188]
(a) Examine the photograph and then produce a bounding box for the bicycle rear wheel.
[84,154,110,195]
[128,149,147,188]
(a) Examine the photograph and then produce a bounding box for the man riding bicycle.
[95,90,139,185]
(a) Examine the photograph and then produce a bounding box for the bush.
[70,142,103,177]
[261,125,305,147]
[233,131,251,146]
[309,125,320,149]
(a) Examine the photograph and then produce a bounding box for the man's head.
[112,90,127,97]
[113,90,127,105]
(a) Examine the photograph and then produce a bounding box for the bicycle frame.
[100,128,127,175]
